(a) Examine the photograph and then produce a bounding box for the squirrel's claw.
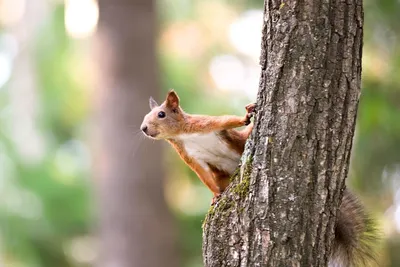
[245,103,256,114]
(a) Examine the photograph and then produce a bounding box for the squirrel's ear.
[149,97,159,110]
[166,90,180,110]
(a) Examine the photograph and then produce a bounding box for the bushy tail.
[330,190,379,267]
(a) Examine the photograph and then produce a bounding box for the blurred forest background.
[0,0,399,266]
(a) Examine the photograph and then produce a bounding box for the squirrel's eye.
[157,111,166,118]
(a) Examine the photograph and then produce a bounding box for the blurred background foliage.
[0,0,399,266]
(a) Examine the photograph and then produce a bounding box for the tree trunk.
[203,0,363,266]
[94,1,179,267]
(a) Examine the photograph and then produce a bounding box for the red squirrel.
[140,90,255,203]
[141,90,378,266]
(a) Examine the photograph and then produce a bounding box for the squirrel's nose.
[141,125,148,133]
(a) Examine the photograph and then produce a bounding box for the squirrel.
[141,90,256,203]
[140,90,378,267]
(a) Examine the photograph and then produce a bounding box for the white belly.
[179,132,241,174]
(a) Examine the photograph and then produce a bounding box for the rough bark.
[94,1,179,267]
[203,0,363,266]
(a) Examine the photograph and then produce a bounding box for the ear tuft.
[166,90,180,110]
[149,97,159,110]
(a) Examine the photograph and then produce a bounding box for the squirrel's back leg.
[239,122,253,139]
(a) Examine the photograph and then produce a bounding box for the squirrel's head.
[140,90,185,139]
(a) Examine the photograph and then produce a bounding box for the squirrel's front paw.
[245,103,256,114]
[243,103,256,125]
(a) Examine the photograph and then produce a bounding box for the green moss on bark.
[203,157,254,228]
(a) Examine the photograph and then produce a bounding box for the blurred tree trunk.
[8,0,47,163]
[94,1,179,267]
[203,0,363,266]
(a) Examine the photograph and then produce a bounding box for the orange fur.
[167,139,222,194]
[183,115,249,133]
